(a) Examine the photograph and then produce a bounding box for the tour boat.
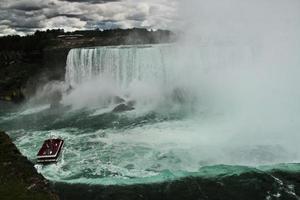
[37,139,64,163]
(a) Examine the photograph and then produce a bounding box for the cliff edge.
[0,131,59,200]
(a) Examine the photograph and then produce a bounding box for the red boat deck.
[37,139,64,163]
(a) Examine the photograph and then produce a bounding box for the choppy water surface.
[1,102,299,185]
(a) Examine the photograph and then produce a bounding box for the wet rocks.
[112,103,134,113]
[0,88,25,103]
[110,96,136,113]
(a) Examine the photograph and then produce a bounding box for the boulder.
[112,103,134,113]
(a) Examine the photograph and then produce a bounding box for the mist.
[171,0,300,157]
[48,0,300,165]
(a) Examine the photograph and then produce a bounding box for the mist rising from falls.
[62,42,257,115]
[59,38,300,160]
[63,44,198,113]
[174,0,300,158]
[40,11,300,167]
[62,0,300,165]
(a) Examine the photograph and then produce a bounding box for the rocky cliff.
[0,131,59,200]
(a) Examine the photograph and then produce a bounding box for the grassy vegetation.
[0,28,174,52]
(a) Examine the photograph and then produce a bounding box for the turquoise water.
[1,102,300,185]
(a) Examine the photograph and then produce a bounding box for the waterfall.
[63,42,256,111]
[65,44,175,89]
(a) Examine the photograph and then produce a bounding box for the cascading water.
[62,43,255,113]
[65,43,253,89]
[65,45,174,89]
[63,44,189,112]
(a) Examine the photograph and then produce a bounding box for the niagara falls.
[1,0,300,200]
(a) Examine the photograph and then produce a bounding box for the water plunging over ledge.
[65,44,175,89]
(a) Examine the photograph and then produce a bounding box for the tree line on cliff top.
[0,28,173,52]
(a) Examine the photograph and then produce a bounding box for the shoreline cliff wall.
[0,131,59,200]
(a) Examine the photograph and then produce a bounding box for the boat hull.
[37,139,64,163]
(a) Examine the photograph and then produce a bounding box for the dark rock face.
[0,131,59,200]
[0,89,25,103]
[112,103,134,112]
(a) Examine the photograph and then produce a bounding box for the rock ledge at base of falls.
[112,103,135,113]
[0,131,59,200]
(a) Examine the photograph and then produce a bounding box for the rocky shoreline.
[0,131,59,200]
[1,131,300,200]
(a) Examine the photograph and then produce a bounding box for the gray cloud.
[6,0,52,11]
[59,0,119,3]
[0,0,177,36]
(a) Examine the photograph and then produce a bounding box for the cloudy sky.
[0,0,178,36]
